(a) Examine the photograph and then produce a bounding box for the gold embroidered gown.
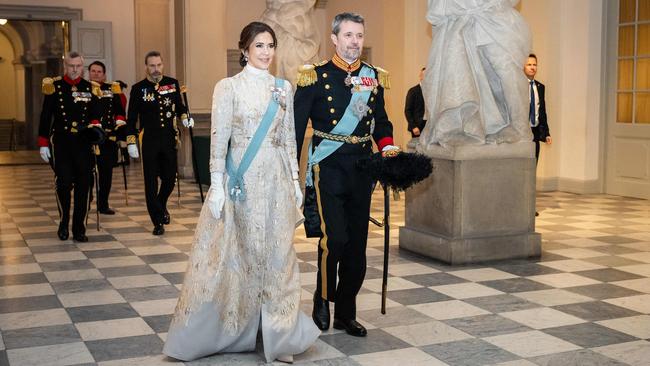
[163,64,319,362]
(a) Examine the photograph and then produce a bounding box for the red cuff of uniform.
[376,137,394,151]
[115,115,125,122]
[90,119,101,126]
[38,136,49,147]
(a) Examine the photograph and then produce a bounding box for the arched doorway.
[0,23,26,151]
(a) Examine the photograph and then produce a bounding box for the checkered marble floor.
[1,164,650,366]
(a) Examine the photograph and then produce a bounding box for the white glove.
[182,118,194,128]
[208,172,225,219]
[293,180,303,208]
[39,146,51,163]
[127,144,140,159]
[115,119,127,127]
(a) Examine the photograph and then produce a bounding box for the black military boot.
[57,221,69,241]
[152,224,165,236]
[312,292,330,330]
[333,318,367,337]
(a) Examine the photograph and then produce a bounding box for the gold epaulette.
[42,77,56,95]
[315,59,328,67]
[111,81,122,94]
[297,64,317,87]
[374,66,391,89]
[180,85,188,94]
[91,81,102,97]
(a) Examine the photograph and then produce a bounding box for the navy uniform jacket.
[294,56,394,162]
[531,80,550,142]
[38,76,101,147]
[126,76,187,144]
[96,82,126,141]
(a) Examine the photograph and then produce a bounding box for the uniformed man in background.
[294,12,399,337]
[38,51,102,242]
[88,61,127,215]
[126,51,193,235]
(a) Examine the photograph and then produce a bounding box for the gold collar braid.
[332,53,361,73]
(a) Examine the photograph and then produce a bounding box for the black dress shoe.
[99,208,116,215]
[333,318,367,337]
[152,224,165,235]
[163,211,170,225]
[57,223,69,241]
[312,293,330,330]
[73,234,88,242]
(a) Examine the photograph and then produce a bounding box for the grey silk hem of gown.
[162,302,320,363]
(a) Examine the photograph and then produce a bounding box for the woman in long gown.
[163,22,320,363]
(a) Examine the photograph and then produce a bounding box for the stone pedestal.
[399,140,541,264]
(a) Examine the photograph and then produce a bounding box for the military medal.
[344,72,353,87]
[163,97,172,106]
[71,85,77,92]
[347,76,379,92]
[166,111,172,118]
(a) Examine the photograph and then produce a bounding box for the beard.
[148,72,162,83]
[342,47,361,61]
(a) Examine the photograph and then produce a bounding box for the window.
[617,0,650,124]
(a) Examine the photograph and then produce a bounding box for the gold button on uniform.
[370,97,375,102]
[327,96,333,102]
[325,84,330,90]
[366,121,370,125]
[332,120,338,125]
[330,108,335,113]
[72,122,77,127]
[369,109,373,114]
[322,73,328,78]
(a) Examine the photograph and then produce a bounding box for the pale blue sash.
[306,66,375,186]
[226,77,283,201]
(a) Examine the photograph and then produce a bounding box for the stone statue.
[419,0,532,149]
[261,0,320,86]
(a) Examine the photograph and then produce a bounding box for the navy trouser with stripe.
[313,152,373,320]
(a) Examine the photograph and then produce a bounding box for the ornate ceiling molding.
[0,5,82,21]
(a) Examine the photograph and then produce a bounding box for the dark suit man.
[405,67,427,138]
[524,54,551,162]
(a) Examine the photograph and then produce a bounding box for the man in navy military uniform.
[88,61,127,215]
[126,51,193,235]
[294,12,399,337]
[38,51,102,242]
